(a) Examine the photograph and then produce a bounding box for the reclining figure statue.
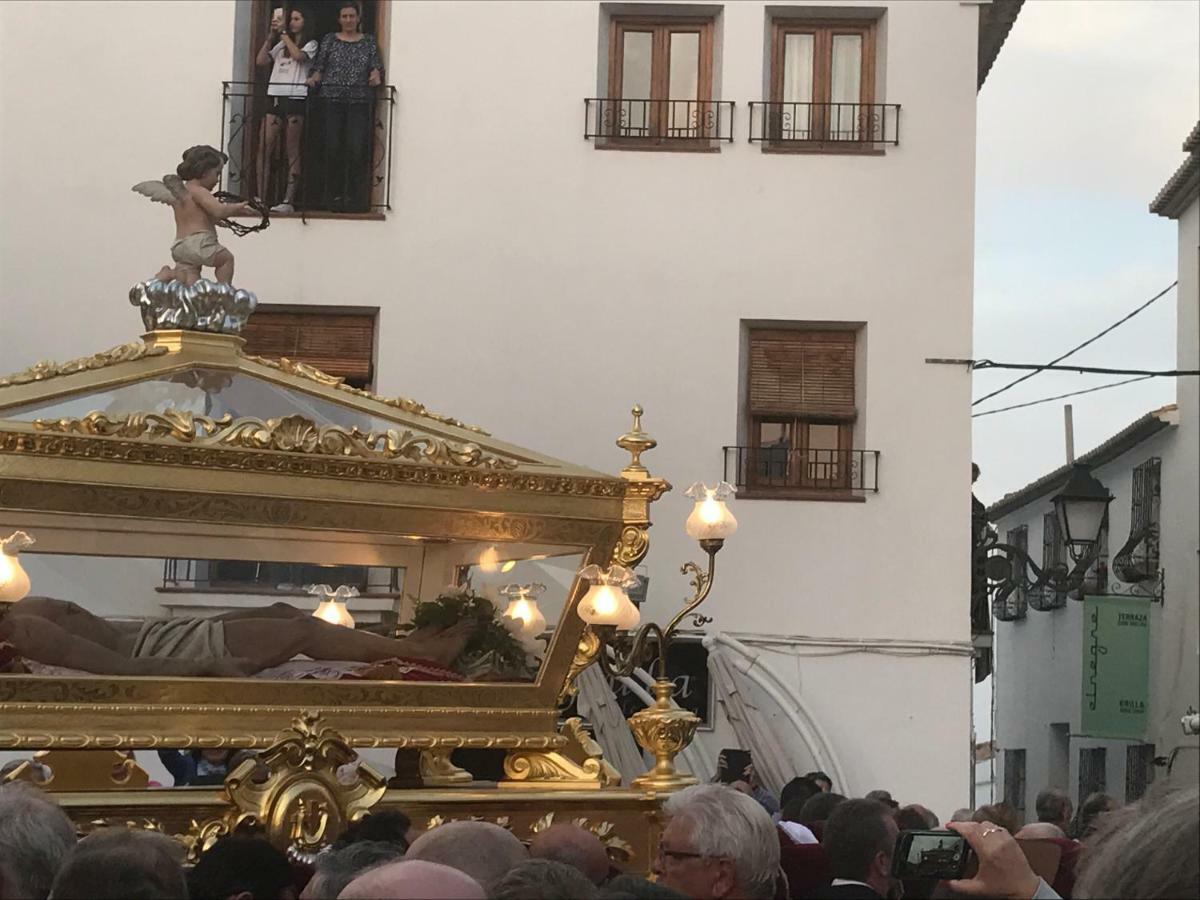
[0,597,476,678]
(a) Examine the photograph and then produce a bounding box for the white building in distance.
[0,0,1022,816]
[990,122,1199,820]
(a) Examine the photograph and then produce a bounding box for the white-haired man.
[0,783,77,900]
[653,783,780,900]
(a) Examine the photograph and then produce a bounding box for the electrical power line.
[972,362,1196,377]
[970,280,1178,407]
[971,375,1153,418]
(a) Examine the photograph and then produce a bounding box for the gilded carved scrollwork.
[560,716,622,787]
[31,410,518,469]
[0,342,169,387]
[613,525,651,568]
[0,750,150,791]
[222,712,387,854]
[176,819,234,865]
[246,354,488,434]
[419,749,472,786]
[558,628,603,703]
[499,749,610,790]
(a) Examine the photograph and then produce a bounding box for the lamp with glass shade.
[574,470,736,790]
[499,582,548,637]
[974,462,1132,609]
[0,531,34,603]
[307,584,357,628]
[1053,463,1114,563]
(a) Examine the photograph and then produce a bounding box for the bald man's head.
[404,821,527,891]
[1016,822,1067,841]
[528,824,610,885]
[337,860,484,899]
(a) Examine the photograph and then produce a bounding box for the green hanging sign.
[1081,595,1150,739]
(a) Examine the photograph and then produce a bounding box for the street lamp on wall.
[977,462,1160,608]
[1053,463,1114,564]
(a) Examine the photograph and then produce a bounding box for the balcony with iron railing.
[585,98,735,148]
[723,446,879,499]
[748,101,900,151]
[220,81,396,218]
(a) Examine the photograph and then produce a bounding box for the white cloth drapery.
[576,663,648,782]
[707,645,794,797]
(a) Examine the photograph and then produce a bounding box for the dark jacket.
[809,883,883,900]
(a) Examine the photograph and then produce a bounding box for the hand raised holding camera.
[946,821,1049,899]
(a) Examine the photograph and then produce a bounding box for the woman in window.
[306,0,382,213]
[255,6,318,213]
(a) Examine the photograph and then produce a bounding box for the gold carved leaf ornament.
[31,410,519,469]
[246,354,489,435]
[0,342,169,388]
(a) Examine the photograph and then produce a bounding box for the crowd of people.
[254,1,383,214]
[0,763,1196,900]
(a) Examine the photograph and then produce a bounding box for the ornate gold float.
[0,313,723,865]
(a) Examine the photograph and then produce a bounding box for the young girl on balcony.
[256,6,318,213]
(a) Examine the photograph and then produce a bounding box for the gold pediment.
[0,330,614,484]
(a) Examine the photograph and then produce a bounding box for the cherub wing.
[132,175,187,207]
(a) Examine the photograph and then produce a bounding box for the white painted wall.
[0,0,980,814]
[1156,193,1199,785]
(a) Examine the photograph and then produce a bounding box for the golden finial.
[616,404,657,479]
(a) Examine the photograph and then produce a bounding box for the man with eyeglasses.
[653,784,780,899]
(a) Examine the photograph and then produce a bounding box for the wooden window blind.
[241,309,376,388]
[748,329,856,419]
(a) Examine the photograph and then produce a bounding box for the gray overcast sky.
[972,0,1199,505]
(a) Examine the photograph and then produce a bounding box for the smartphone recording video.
[892,830,972,881]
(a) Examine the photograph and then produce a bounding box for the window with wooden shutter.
[748,329,856,419]
[241,306,377,390]
[744,328,858,492]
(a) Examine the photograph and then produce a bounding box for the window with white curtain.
[769,19,876,143]
[606,16,715,141]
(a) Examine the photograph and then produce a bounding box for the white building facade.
[990,123,1200,820]
[0,0,1020,816]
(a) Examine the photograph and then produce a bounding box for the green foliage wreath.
[408,588,535,677]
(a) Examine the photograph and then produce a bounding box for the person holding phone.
[255,5,318,213]
[716,748,781,816]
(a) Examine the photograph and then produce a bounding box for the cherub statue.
[133,145,255,286]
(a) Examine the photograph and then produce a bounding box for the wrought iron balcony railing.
[220,81,396,216]
[162,558,402,596]
[585,98,735,144]
[748,101,900,148]
[723,446,879,494]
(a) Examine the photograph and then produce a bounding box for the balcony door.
[769,20,875,142]
[752,419,853,490]
[607,17,714,141]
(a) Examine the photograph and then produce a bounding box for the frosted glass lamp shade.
[0,531,34,603]
[313,599,356,628]
[503,597,547,636]
[500,582,548,637]
[479,545,502,574]
[306,583,358,628]
[578,583,640,629]
[684,482,738,540]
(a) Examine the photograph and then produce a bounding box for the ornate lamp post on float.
[572,407,738,791]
